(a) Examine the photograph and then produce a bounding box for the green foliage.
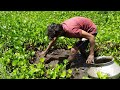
[45,59,72,79]
[82,76,91,79]
[0,11,120,79]
[97,71,109,79]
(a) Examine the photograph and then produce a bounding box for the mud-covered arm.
[81,30,95,64]
[43,37,57,56]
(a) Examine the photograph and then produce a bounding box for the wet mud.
[29,49,90,79]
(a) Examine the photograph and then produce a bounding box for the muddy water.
[30,49,89,79]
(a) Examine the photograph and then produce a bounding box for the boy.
[41,16,97,64]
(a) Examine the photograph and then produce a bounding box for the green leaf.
[46,69,50,75]
[29,70,34,76]
[54,67,60,73]
[19,75,24,79]
[63,59,68,64]
[66,74,71,78]
[31,51,35,56]
[67,45,72,49]
[82,76,91,79]
[12,60,18,66]
[15,46,20,50]
[40,57,45,63]
[52,72,57,79]
[0,43,4,48]
[40,70,45,76]
[12,69,17,76]
[59,36,64,39]
[97,71,109,79]
[6,58,10,64]
[66,69,72,78]
[26,75,29,79]
[21,66,27,72]
[60,71,66,78]
[67,69,72,74]
[19,61,24,66]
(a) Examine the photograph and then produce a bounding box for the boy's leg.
[68,46,79,62]
[67,44,79,69]
[67,38,88,62]
[78,39,89,59]
[66,39,89,69]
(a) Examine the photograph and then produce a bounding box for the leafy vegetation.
[0,11,120,79]
[97,71,109,79]
[82,71,109,79]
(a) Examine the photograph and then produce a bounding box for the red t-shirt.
[61,17,97,38]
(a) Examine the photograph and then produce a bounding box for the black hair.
[47,23,63,40]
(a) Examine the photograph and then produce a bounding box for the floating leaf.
[67,45,72,49]
[67,69,72,74]
[97,71,109,79]
[60,71,66,78]
[12,60,19,66]
[40,57,45,63]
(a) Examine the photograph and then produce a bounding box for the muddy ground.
[29,48,91,79]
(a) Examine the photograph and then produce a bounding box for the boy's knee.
[71,48,78,54]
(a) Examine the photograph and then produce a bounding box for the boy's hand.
[86,55,94,64]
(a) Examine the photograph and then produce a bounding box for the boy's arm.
[81,30,95,64]
[43,37,57,56]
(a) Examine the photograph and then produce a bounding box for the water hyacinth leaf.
[5,58,10,64]
[15,53,20,57]
[14,46,20,50]
[21,66,27,72]
[19,61,24,66]
[97,71,109,79]
[0,43,4,48]
[59,36,64,39]
[60,71,66,78]
[63,59,68,64]
[12,60,19,66]
[40,57,45,63]
[51,72,57,79]
[44,36,48,41]
[31,51,35,56]
[12,69,17,76]
[40,70,44,76]
[67,45,72,49]
[67,69,72,74]
[54,66,60,72]
[66,74,72,78]
[82,76,91,79]
[46,69,51,75]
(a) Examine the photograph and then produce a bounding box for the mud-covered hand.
[86,55,94,64]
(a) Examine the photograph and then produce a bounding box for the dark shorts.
[73,33,97,51]
[74,40,89,51]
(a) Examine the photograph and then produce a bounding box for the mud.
[29,48,90,79]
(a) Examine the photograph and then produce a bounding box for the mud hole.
[28,47,92,79]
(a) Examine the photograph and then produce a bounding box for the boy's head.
[47,23,63,40]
